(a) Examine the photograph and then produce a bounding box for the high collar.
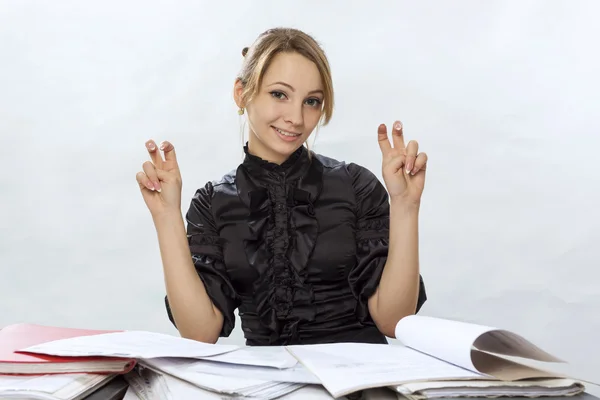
[242,143,309,180]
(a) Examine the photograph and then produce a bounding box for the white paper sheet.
[0,373,112,400]
[287,343,486,398]
[20,330,239,359]
[394,315,562,374]
[146,357,319,384]
[0,374,80,392]
[140,357,305,397]
[162,372,305,400]
[199,345,298,368]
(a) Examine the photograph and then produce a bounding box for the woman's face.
[242,51,324,164]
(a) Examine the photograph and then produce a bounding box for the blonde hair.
[237,27,334,128]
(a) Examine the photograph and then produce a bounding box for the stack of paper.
[138,361,304,399]
[20,331,309,399]
[142,355,318,384]
[16,316,592,399]
[393,378,587,400]
[285,315,589,398]
[0,373,116,400]
[124,365,398,400]
[138,349,315,399]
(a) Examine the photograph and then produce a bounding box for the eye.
[305,98,323,108]
[269,91,287,100]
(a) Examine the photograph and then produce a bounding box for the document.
[286,315,574,397]
[140,357,306,398]
[287,343,485,398]
[21,331,238,359]
[21,332,299,369]
[393,378,585,399]
[200,345,298,368]
[0,373,115,400]
[145,357,320,384]
[394,315,563,380]
[125,366,170,400]
[0,374,83,392]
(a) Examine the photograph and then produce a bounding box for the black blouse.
[165,145,427,346]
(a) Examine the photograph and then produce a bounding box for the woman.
[136,27,428,346]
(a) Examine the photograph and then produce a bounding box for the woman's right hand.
[136,140,183,218]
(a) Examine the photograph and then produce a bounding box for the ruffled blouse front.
[166,145,427,345]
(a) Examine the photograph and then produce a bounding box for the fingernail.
[154,181,161,192]
[147,143,155,150]
[159,142,165,150]
[411,168,418,176]
[395,121,403,131]
[406,162,413,173]
[146,182,154,190]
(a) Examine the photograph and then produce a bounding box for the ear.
[233,79,245,108]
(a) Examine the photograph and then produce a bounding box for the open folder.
[285,315,585,398]
[0,324,136,375]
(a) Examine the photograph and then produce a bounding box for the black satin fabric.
[165,144,427,346]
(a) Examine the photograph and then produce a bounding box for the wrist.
[152,209,184,226]
[390,196,421,214]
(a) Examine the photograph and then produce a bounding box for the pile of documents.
[0,373,118,399]
[0,316,592,399]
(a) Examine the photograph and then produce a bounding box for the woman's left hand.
[377,120,427,205]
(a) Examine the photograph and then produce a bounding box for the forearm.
[153,212,222,343]
[370,198,421,337]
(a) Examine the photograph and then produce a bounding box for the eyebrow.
[267,81,324,95]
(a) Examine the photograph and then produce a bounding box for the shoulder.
[312,152,382,192]
[193,169,237,199]
[186,169,238,227]
[313,152,388,215]
[312,152,346,171]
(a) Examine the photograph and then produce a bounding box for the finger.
[411,152,428,175]
[160,141,178,165]
[142,161,162,192]
[392,120,405,150]
[377,124,392,156]
[387,153,406,174]
[146,139,164,168]
[404,140,419,174]
[136,171,155,191]
[155,168,172,182]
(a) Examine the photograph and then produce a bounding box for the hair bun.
[242,47,249,57]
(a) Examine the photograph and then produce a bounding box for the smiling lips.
[272,126,302,141]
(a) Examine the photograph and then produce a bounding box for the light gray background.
[1,0,598,394]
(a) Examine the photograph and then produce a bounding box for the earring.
[238,107,244,115]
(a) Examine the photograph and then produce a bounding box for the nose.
[284,103,304,128]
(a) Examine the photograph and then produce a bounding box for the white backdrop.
[1,0,598,392]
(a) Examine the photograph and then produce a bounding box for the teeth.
[275,127,299,137]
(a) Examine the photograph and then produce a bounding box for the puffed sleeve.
[347,163,427,324]
[164,181,240,337]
